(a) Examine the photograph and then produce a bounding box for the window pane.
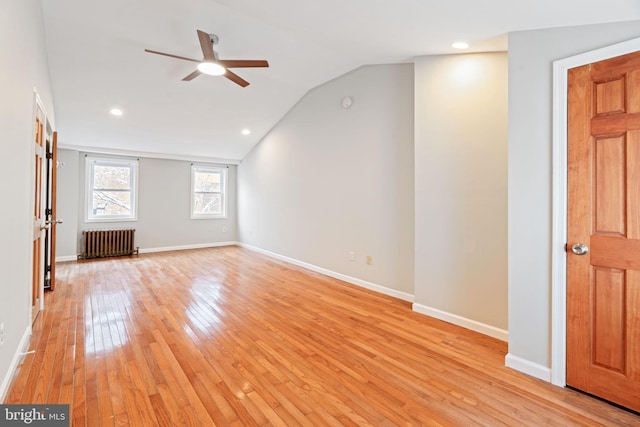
[194,193,222,215]
[92,190,131,216]
[94,164,131,190]
[194,171,221,192]
[190,166,226,219]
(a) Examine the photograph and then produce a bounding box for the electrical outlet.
[348,251,355,261]
[0,322,5,347]
[366,255,372,265]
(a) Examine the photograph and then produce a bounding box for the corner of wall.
[505,353,551,382]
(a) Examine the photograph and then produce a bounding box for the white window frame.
[191,165,227,219]
[85,156,138,222]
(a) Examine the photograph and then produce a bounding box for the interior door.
[31,103,47,322]
[44,131,60,291]
[567,51,640,412]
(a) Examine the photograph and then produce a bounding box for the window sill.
[190,215,228,220]
[85,217,138,223]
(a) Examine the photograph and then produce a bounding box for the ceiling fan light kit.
[145,30,269,87]
[197,61,226,76]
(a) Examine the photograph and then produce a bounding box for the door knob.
[45,219,63,225]
[571,243,589,255]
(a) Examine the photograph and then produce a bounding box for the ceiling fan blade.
[182,70,202,81]
[217,60,269,68]
[224,70,250,87]
[144,49,200,63]
[197,30,216,61]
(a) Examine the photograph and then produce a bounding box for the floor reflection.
[185,278,225,335]
[84,289,132,354]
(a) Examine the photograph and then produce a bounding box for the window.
[86,157,138,221]
[191,165,227,219]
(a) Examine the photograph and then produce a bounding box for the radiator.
[79,229,139,260]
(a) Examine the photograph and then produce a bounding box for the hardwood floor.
[5,246,640,426]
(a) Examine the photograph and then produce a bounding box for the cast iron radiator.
[79,229,139,260]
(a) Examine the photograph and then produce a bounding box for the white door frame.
[551,37,640,386]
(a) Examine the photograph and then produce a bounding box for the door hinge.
[46,208,52,216]
[46,151,53,159]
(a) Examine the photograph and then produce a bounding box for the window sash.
[86,157,138,222]
[191,166,227,218]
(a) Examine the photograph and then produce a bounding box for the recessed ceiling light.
[241,129,251,136]
[197,62,226,76]
[110,108,123,116]
[451,41,469,50]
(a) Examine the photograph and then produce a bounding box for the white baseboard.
[0,325,32,402]
[505,353,552,382]
[412,303,508,342]
[135,241,239,254]
[57,242,238,262]
[238,243,414,303]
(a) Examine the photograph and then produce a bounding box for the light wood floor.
[5,246,640,426]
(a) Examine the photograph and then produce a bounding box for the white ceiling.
[42,0,640,162]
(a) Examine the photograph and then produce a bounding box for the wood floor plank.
[4,246,640,426]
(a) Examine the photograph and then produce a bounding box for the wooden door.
[44,131,59,291]
[31,104,47,322]
[567,51,640,411]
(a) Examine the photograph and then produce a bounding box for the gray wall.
[238,64,415,295]
[0,0,56,399]
[414,53,509,332]
[55,150,237,258]
[508,21,640,369]
[55,149,79,257]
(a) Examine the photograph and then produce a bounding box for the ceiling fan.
[145,30,269,87]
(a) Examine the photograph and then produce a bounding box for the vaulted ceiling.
[42,0,640,161]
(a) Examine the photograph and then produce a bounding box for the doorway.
[551,37,640,411]
[31,95,58,322]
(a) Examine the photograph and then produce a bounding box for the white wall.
[55,150,237,258]
[238,64,415,297]
[413,53,508,336]
[0,0,56,399]
[508,21,640,373]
